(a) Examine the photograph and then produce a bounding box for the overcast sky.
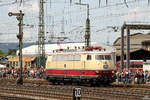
[0,0,150,45]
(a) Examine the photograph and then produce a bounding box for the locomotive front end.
[94,53,116,83]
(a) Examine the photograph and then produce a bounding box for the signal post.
[8,10,24,85]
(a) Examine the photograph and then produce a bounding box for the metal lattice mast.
[75,3,90,47]
[85,4,90,47]
[38,0,45,68]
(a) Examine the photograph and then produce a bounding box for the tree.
[8,49,17,56]
[0,49,7,57]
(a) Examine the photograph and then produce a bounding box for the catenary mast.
[85,4,90,47]
[38,0,45,68]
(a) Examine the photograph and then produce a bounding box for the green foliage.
[0,49,7,57]
[8,49,17,56]
[0,49,16,57]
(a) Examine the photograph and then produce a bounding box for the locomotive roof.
[48,50,114,56]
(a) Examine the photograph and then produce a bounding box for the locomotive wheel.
[77,81,80,85]
[90,79,97,87]
[69,81,73,85]
[52,81,56,85]
[63,82,66,85]
[57,82,60,85]
[102,81,110,86]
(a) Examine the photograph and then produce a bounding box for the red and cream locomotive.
[45,46,116,85]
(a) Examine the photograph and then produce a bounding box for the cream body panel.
[46,52,116,70]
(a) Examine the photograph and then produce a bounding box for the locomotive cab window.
[95,55,111,60]
[105,55,112,60]
[87,55,92,60]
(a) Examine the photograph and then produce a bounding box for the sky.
[1,0,150,45]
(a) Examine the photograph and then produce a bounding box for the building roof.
[113,33,150,46]
[113,33,150,56]
[115,48,139,56]
[8,56,36,62]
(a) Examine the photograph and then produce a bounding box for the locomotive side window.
[87,55,92,60]
[95,55,104,60]
[52,55,81,61]
[74,55,81,61]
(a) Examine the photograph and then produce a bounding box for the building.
[113,33,150,61]
[114,33,150,51]
[142,40,150,51]
[8,56,37,68]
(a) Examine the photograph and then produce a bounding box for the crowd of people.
[116,69,150,84]
[0,67,150,85]
[0,67,45,79]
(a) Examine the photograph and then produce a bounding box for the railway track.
[0,78,150,100]
[1,78,150,88]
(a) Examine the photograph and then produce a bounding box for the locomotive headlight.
[112,70,115,73]
[103,65,108,69]
[96,71,99,74]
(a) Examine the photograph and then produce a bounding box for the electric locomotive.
[45,47,116,85]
